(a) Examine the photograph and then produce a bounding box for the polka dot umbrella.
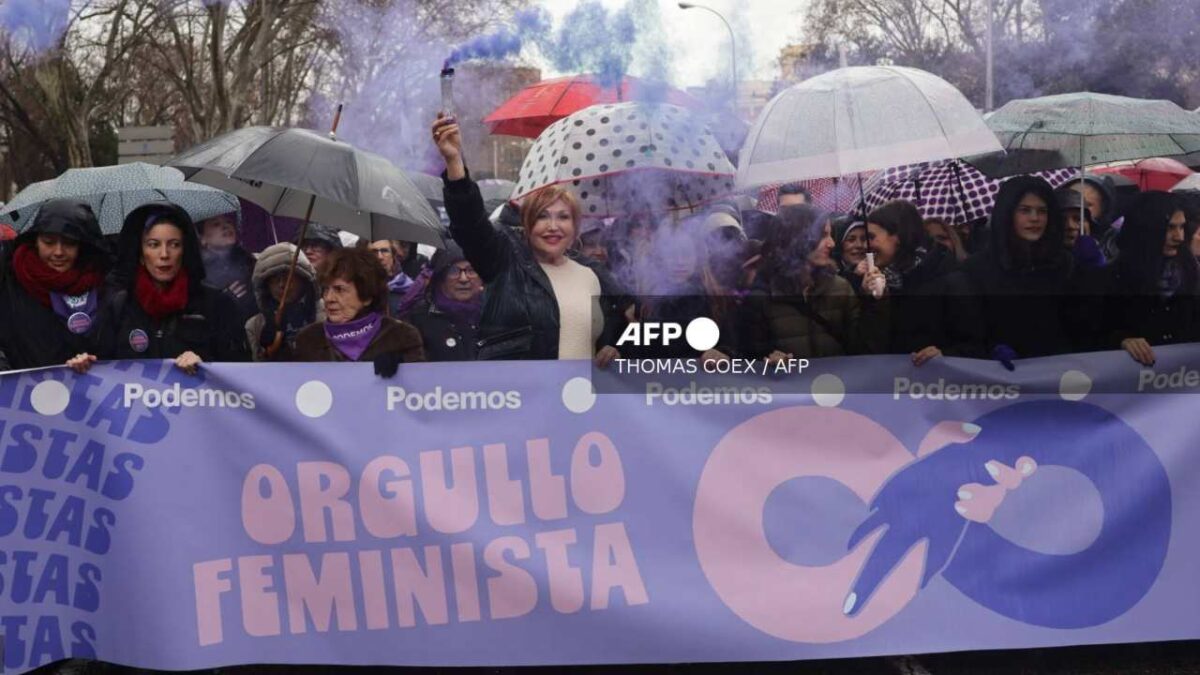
[862,159,1078,226]
[512,102,736,218]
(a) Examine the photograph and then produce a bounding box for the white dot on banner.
[811,374,846,408]
[685,317,720,352]
[296,381,333,418]
[30,380,70,416]
[561,377,596,414]
[1059,370,1092,402]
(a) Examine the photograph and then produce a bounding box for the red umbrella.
[485,75,701,138]
[1094,157,1194,191]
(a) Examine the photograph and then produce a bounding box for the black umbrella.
[167,111,443,247]
[168,107,443,356]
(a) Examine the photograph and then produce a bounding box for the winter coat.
[0,200,111,370]
[443,172,628,360]
[739,273,864,359]
[245,243,325,362]
[202,245,258,325]
[1103,193,1200,347]
[293,317,426,363]
[961,176,1098,358]
[1103,267,1199,347]
[408,305,480,361]
[93,202,250,363]
[865,246,985,357]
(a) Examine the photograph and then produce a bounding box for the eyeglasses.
[450,266,478,279]
[370,248,392,257]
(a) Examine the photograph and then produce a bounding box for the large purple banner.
[1,347,1199,672]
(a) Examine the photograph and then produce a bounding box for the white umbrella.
[512,102,736,218]
[736,66,1001,189]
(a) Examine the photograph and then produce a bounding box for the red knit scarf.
[12,243,104,307]
[135,265,190,320]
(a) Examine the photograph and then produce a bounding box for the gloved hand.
[373,352,404,378]
[1072,235,1106,268]
[992,344,1017,372]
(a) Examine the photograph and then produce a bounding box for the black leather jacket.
[443,173,629,360]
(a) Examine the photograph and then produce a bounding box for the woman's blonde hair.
[520,185,582,241]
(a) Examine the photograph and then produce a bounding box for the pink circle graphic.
[693,406,925,643]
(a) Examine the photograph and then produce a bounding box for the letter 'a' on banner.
[1,347,1198,673]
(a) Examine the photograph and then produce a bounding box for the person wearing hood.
[858,201,983,365]
[299,223,343,273]
[293,246,425,372]
[245,243,325,361]
[197,212,257,326]
[0,199,111,371]
[407,243,484,362]
[1066,174,1121,261]
[1105,192,1198,365]
[68,202,249,374]
[832,216,868,292]
[432,114,628,365]
[1054,187,1107,269]
[961,176,1095,363]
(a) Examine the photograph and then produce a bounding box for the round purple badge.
[66,312,92,334]
[128,329,150,353]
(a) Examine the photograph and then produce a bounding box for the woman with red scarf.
[0,199,111,371]
[68,202,248,374]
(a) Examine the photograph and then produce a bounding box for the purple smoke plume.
[0,0,71,52]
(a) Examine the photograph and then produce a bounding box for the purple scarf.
[324,311,383,361]
[433,286,482,326]
[50,289,99,334]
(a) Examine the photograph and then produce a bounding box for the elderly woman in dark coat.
[293,246,425,374]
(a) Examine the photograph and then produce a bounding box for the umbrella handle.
[329,103,344,140]
[263,196,317,360]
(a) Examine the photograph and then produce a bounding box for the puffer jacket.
[93,202,249,362]
[245,243,325,361]
[740,273,864,359]
[443,172,629,360]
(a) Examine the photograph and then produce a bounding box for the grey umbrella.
[405,170,444,209]
[477,178,516,212]
[167,125,444,247]
[969,93,1200,177]
[0,164,237,234]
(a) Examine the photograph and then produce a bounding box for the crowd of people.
[1,115,1198,377]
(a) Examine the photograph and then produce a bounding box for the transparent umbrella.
[0,164,236,235]
[737,66,1001,189]
[969,93,1200,177]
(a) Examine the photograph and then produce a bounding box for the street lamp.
[678,2,738,111]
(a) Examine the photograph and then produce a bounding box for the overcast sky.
[537,0,808,87]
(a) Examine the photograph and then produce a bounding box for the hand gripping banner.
[1,347,1199,672]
